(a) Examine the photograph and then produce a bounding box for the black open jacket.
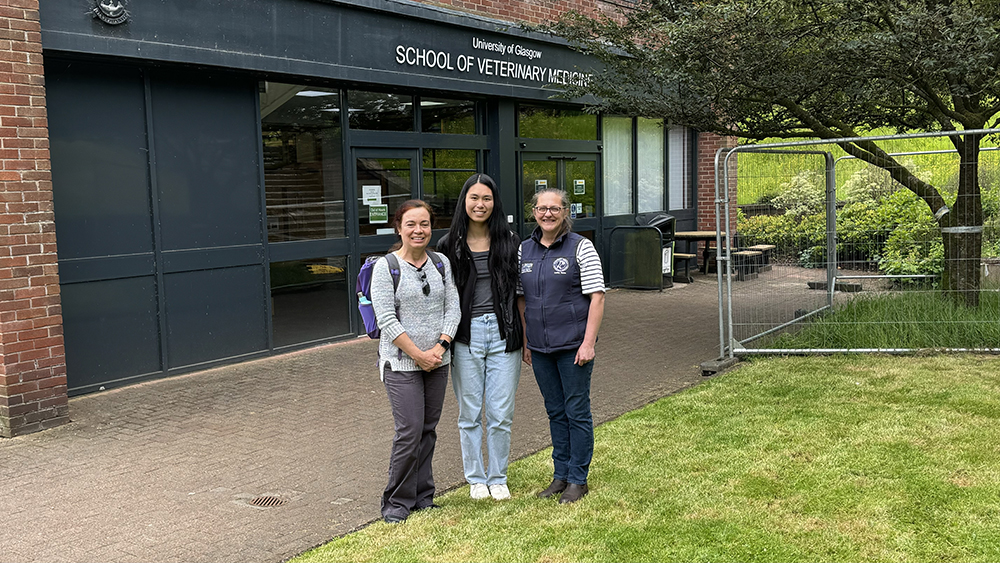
[437,231,523,353]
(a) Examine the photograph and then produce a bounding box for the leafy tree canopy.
[545,0,1000,304]
[549,0,1000,143]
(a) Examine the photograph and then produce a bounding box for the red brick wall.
[412,0,619,24]
[697,132,738,235]
[0,0,67,438]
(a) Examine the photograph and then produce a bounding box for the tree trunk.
[941,135,984,308]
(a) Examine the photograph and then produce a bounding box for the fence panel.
[719,130,1000,355]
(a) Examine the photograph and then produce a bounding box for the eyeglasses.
[419,269,430,296]
[533,206,566,215]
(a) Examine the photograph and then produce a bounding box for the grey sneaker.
[488,483,511,500]
[470,483,490,500]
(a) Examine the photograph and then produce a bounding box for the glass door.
[354,148,419,255]
[520,153,600,239]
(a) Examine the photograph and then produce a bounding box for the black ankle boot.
[536,479,567,498]
[558,483,589,504]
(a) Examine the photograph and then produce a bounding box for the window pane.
[422,149,477,230]
[269,256,351,347]
[421,98,476,134]
[261,83,345,242]
[522,160,558,222]
[565,160,597,218]
[348,90,414,131]
[357,157,413,236]
[518,105,597,140]
[669,126,693,210]
[638,118,666,213]
[602,116,633,216]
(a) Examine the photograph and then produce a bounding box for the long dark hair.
[388,199,435,252]
[441,173,519,296]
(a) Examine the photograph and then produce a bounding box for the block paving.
[0,279,724,562]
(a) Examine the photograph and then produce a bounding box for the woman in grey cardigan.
[371,199,461,524]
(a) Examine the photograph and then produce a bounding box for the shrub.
[771,170,825,217]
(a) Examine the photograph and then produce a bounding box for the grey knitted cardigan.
[371,251,461,379]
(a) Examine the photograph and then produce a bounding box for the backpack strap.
[425,250,447,282]
[384,252,402,292]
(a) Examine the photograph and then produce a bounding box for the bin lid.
[635,212,675,233]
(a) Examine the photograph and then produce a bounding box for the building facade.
[0,0,725,437]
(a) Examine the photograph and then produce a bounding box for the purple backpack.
[356,251,446,339]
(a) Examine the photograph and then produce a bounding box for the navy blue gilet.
[519,230,591,353]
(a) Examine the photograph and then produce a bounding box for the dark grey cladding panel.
[39,0,598,100]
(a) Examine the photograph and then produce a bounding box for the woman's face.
[397,206,432,252]
[465,182,494,225]
[533,192,567,236]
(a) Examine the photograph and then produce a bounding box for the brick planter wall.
[0,1,67,438]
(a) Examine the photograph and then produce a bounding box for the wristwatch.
[437,339,451,351]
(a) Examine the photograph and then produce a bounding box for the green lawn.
[294,355,1000,563]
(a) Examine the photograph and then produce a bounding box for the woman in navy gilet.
[517,188,606,504]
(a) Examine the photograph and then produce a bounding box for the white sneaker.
[470,483,490,500]
[489,483,511,500]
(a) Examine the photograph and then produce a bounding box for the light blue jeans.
[451,313,522,486]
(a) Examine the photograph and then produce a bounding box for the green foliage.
[770,170,824,217]
[738,164,956,275]
[877,191,944,280]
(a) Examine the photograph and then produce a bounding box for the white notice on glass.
[574,179,586,195]
[535,179,547,191]
[362,185,382,206]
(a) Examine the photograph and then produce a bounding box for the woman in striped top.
[517,187,606,504]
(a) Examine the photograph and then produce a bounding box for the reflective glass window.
[348,90,414,131]
[518,105,597,140]
[421,98,477,134]
[269,256,351,347]
[261,83,345,242]
[357,157,413,236]
[422,149,478,230]
[603,116,633,215]
[638,118,666,212]
[669,126,693,210]
[565,160,597,218]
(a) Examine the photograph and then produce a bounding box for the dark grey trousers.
[381,364,449,520]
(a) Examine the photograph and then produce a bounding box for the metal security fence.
[712,129,1000,359]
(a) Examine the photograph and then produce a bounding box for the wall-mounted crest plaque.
[92,0,129,25]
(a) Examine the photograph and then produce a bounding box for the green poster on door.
[369,204,389,224]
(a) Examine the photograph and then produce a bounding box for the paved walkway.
[0,276,725,563]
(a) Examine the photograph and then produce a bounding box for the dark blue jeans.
[530,349,594,485]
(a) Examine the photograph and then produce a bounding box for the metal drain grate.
[248,495,286,508]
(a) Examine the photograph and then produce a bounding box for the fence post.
[825,152,837,308]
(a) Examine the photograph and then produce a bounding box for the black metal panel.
[164,266,268,369]
[58,254,156,284]
[62,277,162,392]
[47,60,153,260]
[150,72,262,250]
[268,239,351,263]
[161,245,265,273]
[40,0,598,102]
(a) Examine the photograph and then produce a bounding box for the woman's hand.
[414,347,443,371]
[575,342,595,366]
[522,347,532,366]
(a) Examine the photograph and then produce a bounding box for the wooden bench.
[732,250,763,281]
[673,252,697,283]
[745,244,776,271]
